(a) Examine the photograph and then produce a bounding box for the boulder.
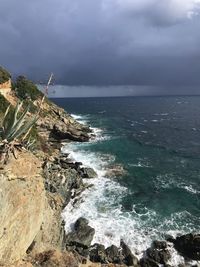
[105,245,122,264]
[65,217,95,248]
[120,240,139,266]
[146,247,170,264]
[174,233,200,260]
[89,243,107,263]
[81,167,98,179]
[153,240,167,250]
[43,158,84,203]
[74,217,89,230]
[140,258,159,267]
[52,123,90,142]
[33,250,79,267]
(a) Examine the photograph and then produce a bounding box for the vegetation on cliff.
[0,94,9,115]
[0,66,93,266]
[0,101,38,163]
[14,75,43,101]
[0,66,11,84]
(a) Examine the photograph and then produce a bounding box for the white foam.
[71,113,88,125]
[89,127,110,142]
[154,174,200,195]
[61,148,194,265]
[62,143,154,257]
[61,118,198,266]
[154,113,169,116]
[71,114,83,120]
[62,143,167,260]
[183,185,200,194]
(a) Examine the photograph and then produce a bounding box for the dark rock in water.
[89,243,107,263]
[75,162,83,170]
[120,240,139,266]
[166,236,176,243]
[75,246,89,258]
[174,233,200,260]
[146,247,170,264]
[140,258,159,267]
[81,167,98,179]
[105,245,122,264]
[153,240,167,250]
[65,217,95,248]
[52,124,90,142]
[74,217,89,230]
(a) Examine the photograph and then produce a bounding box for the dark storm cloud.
[1,0,200,94]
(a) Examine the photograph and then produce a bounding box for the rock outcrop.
[140,241,170,267]
[0,68,199,267]
[173,233,200,260]
[0,79,12,96]
[36,100,91,143]
[31,250,79,267]
[65,217,95,249]
[0,151,45,265]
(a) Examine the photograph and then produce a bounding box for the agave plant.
[0,101,38,164]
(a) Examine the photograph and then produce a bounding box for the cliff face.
[0,73,92,266]
[0,151,45,265]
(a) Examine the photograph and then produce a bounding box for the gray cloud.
[1,0,200,94]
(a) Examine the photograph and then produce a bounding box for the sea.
[52,96,200,265]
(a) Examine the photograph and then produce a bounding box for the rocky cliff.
[0,70,92,266]
[0,151,45,265]
[0,69,199,267]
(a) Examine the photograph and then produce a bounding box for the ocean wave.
[128,157,152,168]
[70,113,89,125]
[62,142,198,266]
[62,114,199,266]
[154,113,169,116]
[89,127,111,142]
[154,174,200,195]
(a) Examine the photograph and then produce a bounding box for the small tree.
[0,66,11,84]
[15,76,43,100]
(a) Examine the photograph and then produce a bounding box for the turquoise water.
[53,96,200,258]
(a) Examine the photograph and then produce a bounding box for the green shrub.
[22,99,38,114]
[0,93,10,114]
[0,101,39,163]
[15,76,43,101]
[0,66,11,84]
[1,101,38,142]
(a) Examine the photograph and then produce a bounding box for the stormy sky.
[1,0,200,96]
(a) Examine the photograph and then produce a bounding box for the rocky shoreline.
[42,149,200,267]
[35,112,200,267]
[42,115,200,267]
[0,74,199,266]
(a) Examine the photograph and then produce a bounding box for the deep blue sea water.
[52,96,200,262]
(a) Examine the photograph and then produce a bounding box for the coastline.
[0,80,199,266]
[60,113,199,267]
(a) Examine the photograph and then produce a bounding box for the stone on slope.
[65,217,95,248]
